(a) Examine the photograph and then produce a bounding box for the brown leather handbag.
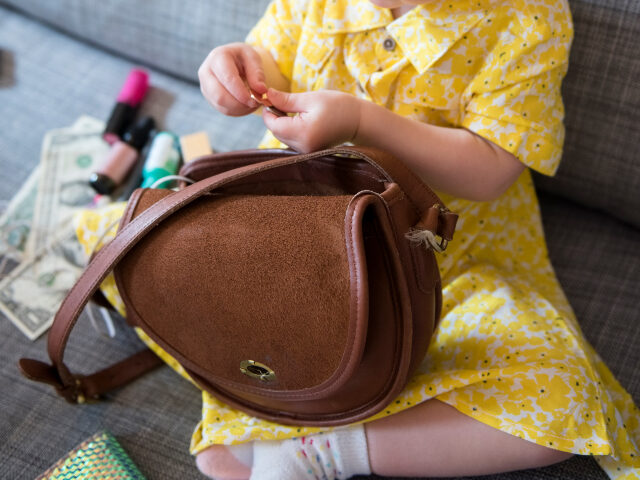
[19,146,457,426]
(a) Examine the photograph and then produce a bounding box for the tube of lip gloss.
[90,116,155,195]
[103,69,149,145]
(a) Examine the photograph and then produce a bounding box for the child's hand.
[262,89,361,153]
[198,43,267,117]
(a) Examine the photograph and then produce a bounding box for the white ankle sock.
[246,424,371,480]
[228,441,254,469]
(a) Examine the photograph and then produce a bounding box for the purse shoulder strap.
[19,147,457,402]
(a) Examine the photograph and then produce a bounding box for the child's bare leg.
[196,399,572,479]
[366,399,573,477]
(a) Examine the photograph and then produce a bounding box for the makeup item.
[89,116,155,195]
[36,430,146,480]
[141,132,181,188]
[115,136,153,201]
[103,69,149,145]
[179,131,212,163]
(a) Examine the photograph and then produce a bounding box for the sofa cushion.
[533,0,640,228]
[0,0,270,84]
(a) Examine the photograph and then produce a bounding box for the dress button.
[383,37,396,52]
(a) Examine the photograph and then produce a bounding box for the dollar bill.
[0,115,109,339]
[70,115,105,132]
[0,227,86,340]
[26,119,109,257]
[0,165,40,275]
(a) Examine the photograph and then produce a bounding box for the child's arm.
[263,89,524,202]
[355,99,525,202]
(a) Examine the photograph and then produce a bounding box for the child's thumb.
[266,88,307,113]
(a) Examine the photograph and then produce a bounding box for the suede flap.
[115,189,364,393]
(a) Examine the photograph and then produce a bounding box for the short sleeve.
[460,2,574,176]
[245,0,309,83]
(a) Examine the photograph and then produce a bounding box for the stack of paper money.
[0,116,111,340]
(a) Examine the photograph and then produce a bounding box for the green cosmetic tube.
[141,131,181,188]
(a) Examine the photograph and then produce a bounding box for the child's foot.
[195,425,371,480]
[196,443,252,480]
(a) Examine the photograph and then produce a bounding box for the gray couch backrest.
[533,0,640,228]
[0,0,269,81]
[2,0,639,227]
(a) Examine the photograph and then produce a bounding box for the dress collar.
[322,0,488,74]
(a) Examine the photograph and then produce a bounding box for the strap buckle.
[420,229,449,253]
[405,228,449,253]
[429,232,449,253]
[55,378,86,404]
[408,204,451,252]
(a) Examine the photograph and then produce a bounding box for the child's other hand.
[262,89,361,153]
[198,43,267,117]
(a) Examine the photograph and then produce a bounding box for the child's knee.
[531,446,574,467]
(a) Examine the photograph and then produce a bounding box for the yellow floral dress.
[75,0,640,478]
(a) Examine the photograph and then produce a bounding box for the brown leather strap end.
[19,349,163,404]
[18,358,79,403]
[80,349,164,400]
[19,358,60,386]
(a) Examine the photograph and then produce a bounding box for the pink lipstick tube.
[90,116,156,195]
[103,68,149,144]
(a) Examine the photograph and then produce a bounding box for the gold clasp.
[240,360,276,382]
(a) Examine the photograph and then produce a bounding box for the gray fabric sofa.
[0,1,638,479]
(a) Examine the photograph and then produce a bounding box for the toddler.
[78,0,640,478]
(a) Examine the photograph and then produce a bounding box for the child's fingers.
[209,52,256,108]
[266,88,310,114]
[262,108,307,150]
[201,73,256,116]
[239,48,267,95]
[262,106,293,134]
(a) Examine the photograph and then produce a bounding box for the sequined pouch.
[36,430,146,480]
